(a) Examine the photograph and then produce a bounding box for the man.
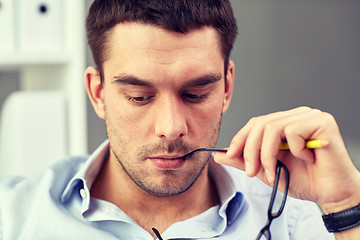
[1,0,360,239]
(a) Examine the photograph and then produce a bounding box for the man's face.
[92,23,233,197]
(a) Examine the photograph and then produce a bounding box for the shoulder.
[0,156,87,201]
[0,156,88,238]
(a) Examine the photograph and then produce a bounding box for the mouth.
[148,154,186,170]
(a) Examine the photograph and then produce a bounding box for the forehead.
[103,23,224,82]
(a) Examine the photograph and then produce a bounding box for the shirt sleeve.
[288,200,335,240]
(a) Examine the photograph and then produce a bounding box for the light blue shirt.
[0,140,334,239]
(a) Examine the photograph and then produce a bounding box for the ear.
[84,66,105,120]
[222,60,234,114]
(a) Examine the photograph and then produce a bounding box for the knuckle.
[243,146,257,162]
[314,108,322,113]
[296,106,312,112]
[298,106,311,110]
[260,150,275,164]
[264,119,282,133]
[309,108,322,114]
[248,116,258,125]
[321,111,336,122]
[320,112,337,127]
[263,122,273,133]
[283,125,296,138]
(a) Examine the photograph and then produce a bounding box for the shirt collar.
[208,159,245,225]
[61,139,109,203]
[60,140,245,226]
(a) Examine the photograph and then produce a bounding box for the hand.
[215,107,360,213]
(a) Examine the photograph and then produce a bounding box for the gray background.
[1,0,359,167]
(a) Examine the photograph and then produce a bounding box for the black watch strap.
[322,203,360,233]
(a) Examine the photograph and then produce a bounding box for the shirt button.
[80,189,87,199]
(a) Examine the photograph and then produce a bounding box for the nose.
[154,95,188,141]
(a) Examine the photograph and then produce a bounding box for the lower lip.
[150,158,185,170]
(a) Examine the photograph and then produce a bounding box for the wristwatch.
[322,203,360,233]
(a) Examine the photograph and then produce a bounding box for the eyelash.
[126,92,210,105]
[127,96,154,105]
[182,93,209,103]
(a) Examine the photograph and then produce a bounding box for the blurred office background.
[0,0,359,177]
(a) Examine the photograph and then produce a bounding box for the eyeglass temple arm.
[181,148,227,159]
[152,228,164,240]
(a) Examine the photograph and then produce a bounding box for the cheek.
[189,97,223,139]
[196,91,224,118]
[104,97,146,140]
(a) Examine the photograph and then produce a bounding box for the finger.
[214,151,245,170]
[226,117,254,159]
[285,134,315,163]
[283,111,335,163]
[242,118,262,177]
[260,108,320,182]
[227,107,311,160]
[243,107,313,177]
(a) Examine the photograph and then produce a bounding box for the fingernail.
[213,151,223,161]
[226,150,233,158]
[226,143,235,158]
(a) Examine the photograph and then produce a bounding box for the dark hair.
[86,0,238,81]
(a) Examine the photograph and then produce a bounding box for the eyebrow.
[112,74,154,88]
[182,73,223,88]
[112,72,223,88]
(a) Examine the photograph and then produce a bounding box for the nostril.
[155,119,187,140]
[154,99,188,140]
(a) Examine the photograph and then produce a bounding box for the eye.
[127,95,154,105]
[182,92,209,103]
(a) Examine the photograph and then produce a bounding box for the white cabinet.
[0,0,87,176]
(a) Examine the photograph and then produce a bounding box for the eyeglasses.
[152,148,290,240]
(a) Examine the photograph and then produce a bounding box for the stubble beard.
[106,116,222,197]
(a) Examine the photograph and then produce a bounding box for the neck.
[91,154,220,238]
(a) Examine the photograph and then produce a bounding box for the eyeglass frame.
[152,148,290,240]
[255,160,290,240]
